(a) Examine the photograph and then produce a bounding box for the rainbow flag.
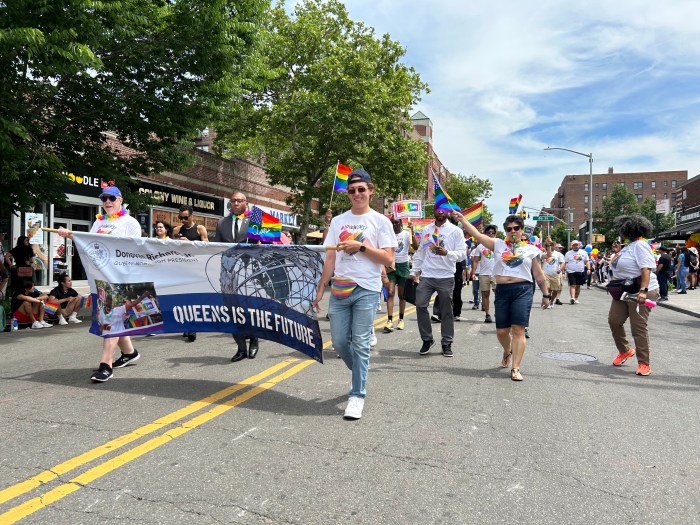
[248,206,282,243]
[462,201,483,229]
[79,294,92,310]
[509,194,522,214]
[333,163,352,193]
[433,174,460,212]
[44,302,60,316]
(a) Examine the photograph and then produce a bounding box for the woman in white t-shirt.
[58,185,143,383]
[455,212,550,381]
[606,215,659,376]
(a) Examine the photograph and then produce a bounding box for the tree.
[444,173,494,227]
[639,197,676,237]
[0,0,269,213]
[547,220,570,247]
[215,0,428,241]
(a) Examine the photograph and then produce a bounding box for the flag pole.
[328,161,339,212]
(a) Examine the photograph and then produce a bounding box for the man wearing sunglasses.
[172,204,207,343]
[57,185,143,383]
[214,191,260,362]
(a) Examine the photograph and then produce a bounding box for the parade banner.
[392,200,422,219]
[73,233,325,363]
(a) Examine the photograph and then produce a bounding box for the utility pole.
[566,207,571,248]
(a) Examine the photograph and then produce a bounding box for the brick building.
[411,111,451,204]
[658,173,700,240]
[548,168,688,237]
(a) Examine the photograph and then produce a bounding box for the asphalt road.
[0,286,698,524]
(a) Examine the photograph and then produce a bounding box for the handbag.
[402,278,418,305]
[16,266,33,277]
[607,276,641,301]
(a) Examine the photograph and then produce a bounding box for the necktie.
[234,218,239,238]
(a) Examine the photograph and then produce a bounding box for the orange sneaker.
[636,363,652,376]
[612,347,635,366]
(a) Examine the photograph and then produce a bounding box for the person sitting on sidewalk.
[11,280,53,329]
[48,274,83,325]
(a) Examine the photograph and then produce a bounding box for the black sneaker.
[525,328,530,339]
[430,315,441,323]
[186,332,197,342]
[442,345,453,357]
[112,349,140,369]
[484,314,493,323]
[555,299,563,305]
[91,363,113,383]
[419,340,435,355]
[471,304,479,310]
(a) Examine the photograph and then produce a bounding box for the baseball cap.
[99,186,122,198]
[347,169,371,186]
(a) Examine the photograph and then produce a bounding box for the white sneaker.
[574,299,580,304]
[68,315,83,323]
[344,396,364,419]
[31,321,44,329]
[376,303,382,312]
[40,321,53,328]
[547,304,553,309]
[454,316,464,322]
[58,315,68,325]
[570,298,575,304]
[370,328,377,347]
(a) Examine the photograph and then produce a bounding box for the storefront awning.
[656,220,700,240]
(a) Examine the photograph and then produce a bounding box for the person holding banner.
[214,191,260,362]
[313,169,396,420]
[58,185,143,383]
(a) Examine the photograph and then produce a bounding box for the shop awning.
[656,220,700,240]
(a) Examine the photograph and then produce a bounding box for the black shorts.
[567,271,586,286]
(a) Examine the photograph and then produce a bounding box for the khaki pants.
[607,289,658,365]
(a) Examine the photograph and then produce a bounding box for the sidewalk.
[593,282,700,318]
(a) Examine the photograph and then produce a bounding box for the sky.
[340,0,700,222]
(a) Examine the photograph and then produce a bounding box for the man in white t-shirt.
[58,185,143,383]
[470,224,497,323]
[542,239,565,307]
[410,208,467,357]
[313,169,396,420]
[382,217,417,333]
[564,240,590,304]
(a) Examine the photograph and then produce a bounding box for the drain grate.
[540,352,598,362]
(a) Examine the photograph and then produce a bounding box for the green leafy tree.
[0,0,269,213]
[546,220,570,247]
[215,0,428,240]
[639,197,676,237]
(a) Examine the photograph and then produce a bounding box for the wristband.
[542,294,552,299]
[640,288,648,293]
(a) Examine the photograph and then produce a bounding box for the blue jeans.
[678,266,689,292]
[472,275,480,305]
[329,287,379,398]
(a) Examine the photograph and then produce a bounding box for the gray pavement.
[0,285,698,524]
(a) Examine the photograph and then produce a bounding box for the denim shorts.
[494,281,534,329]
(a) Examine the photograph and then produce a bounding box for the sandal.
[511,368,523,381]
[501,350,512,368]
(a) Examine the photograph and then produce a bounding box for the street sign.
[532,215,555,221]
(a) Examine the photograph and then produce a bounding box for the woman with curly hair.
[606,214,659,376]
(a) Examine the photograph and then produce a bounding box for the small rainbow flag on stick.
[79,294,92,310]
[248,206,282,243]
[433,174,460,212]
[509,194,522,214]
[333,163,353,193]
[462,201,483,229]
[44,302,60,316]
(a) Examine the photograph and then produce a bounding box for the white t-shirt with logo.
[98,305,128,335]
[492,239,542,282]
[394,229,411,264]
[564,249,589,273]
[91,213,142,237]
[542,251,565,276]
[473,244,495,276]
[609,240,659,291]
[324,209,397,292]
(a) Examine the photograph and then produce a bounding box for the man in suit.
[215,191,259,362]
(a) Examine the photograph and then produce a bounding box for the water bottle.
[12,316,18,331]
[620,291,656,308]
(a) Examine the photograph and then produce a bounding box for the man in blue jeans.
[313,169,396,420]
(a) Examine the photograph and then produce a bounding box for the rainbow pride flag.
[433,174,460,212]
[462,201,483,229]
[248,206,282,243]
[333,163,352,193]
[79,294,92,310]
[509,194,522,214]
[44,302,60,316]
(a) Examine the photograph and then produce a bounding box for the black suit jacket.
[215,216,250,243]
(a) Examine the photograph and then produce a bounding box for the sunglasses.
[100,196,117,202]
[347,187,368,194]
[178,216,190,221]
[505,226,521,232]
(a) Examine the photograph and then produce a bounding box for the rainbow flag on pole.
[509,194,522,214]
[333,163,352,193]
[433,173,460,212]
[44,302,60,316]
[79,294,92,310]
[248,206,282,243]
[462,201,483,229]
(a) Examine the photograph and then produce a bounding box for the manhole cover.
[540,352,598,362]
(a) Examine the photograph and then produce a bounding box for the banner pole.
[328,161,339,212]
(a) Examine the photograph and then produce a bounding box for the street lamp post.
[544,147,594,247]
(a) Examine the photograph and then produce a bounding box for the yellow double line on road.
[0,307,417,523]
[0,357,315,524]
